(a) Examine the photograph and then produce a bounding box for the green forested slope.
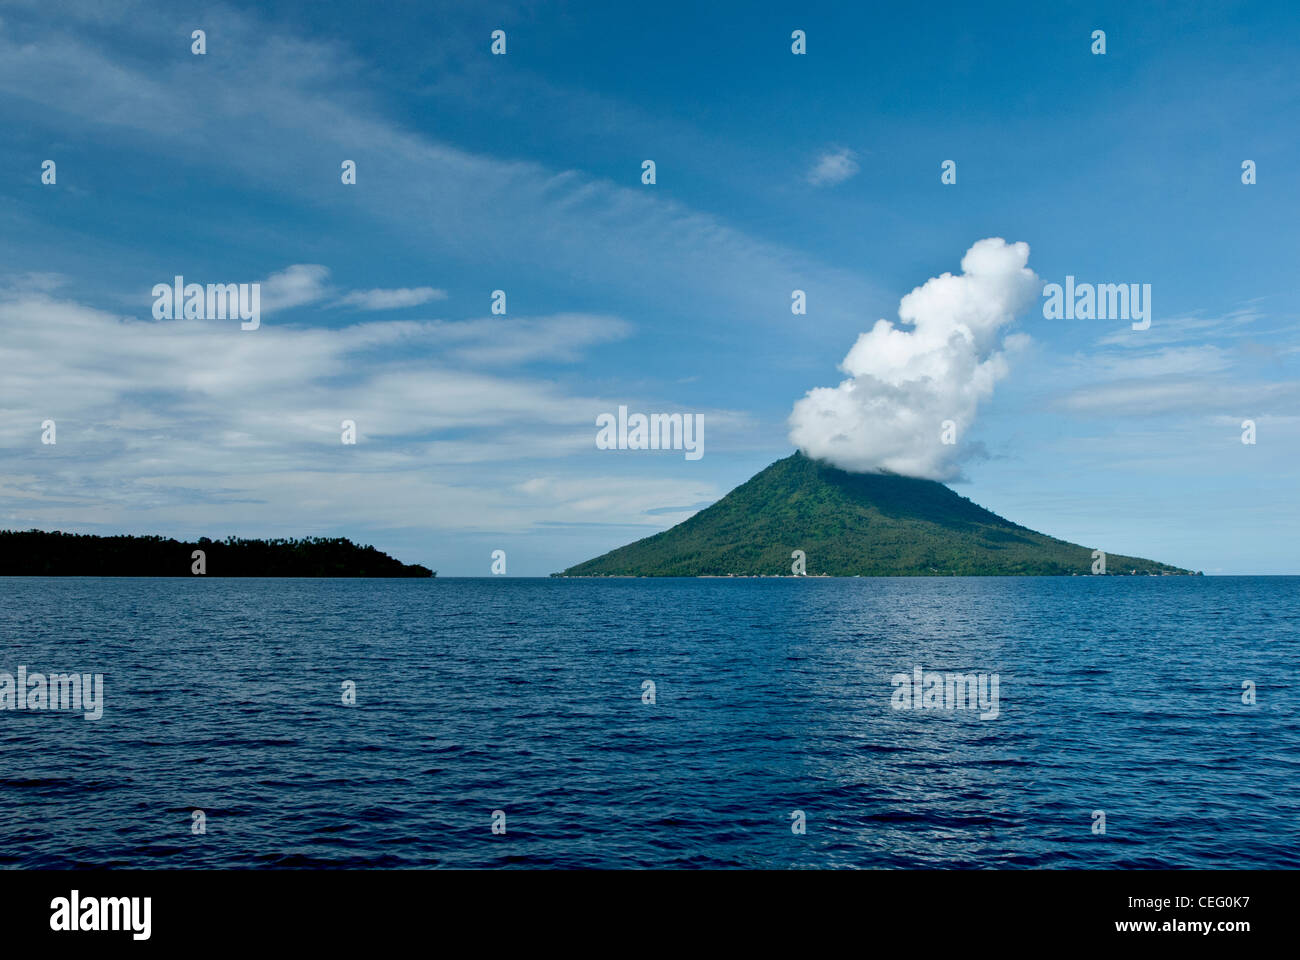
[559,453,1193,577]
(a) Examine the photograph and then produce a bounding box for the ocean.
[1,576,1296,868]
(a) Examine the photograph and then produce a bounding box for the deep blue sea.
[1,577,1296,869]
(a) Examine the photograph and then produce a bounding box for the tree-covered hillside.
[559,453,1195,577]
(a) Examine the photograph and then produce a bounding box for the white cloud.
[1058,377,1300,416]
[250,268,448,315]
[335,287,447,310]
[0,10,886,336]
[0,288,736,541]
[428,313,631,365]
[788,238,1039,479]
[1095,306,1263,347]
[1090,345,1232,379]
[807,147,860,187]
[260,264,332,313]
[1053,307,1300,417]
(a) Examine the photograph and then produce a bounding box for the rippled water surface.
[1,576,1296,868]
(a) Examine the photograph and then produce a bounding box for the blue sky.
[1,0,1297,574]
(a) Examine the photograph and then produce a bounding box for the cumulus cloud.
[807,147,860,187]
[788,238,1039,480]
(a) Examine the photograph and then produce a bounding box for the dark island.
[0,531,434,577]
[557,452,1198,577]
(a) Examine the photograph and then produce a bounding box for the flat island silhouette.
[0,531,434,577]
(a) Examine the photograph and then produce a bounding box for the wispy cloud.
[427,314,632,366]
[806,147,860,187]
[0,5,885,335]
[335,287,447,311]
[261,264,332,313]
[1095,306,1266,347]
[1055,304,1300,417]
[1058,377,1300,417]
[0,286,738,541]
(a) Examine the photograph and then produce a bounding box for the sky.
[1,0,1297,575]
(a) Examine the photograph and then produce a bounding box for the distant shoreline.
[0,530,433,578]
[551,572,1204,578]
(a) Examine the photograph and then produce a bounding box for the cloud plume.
[788,238,1038,480]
